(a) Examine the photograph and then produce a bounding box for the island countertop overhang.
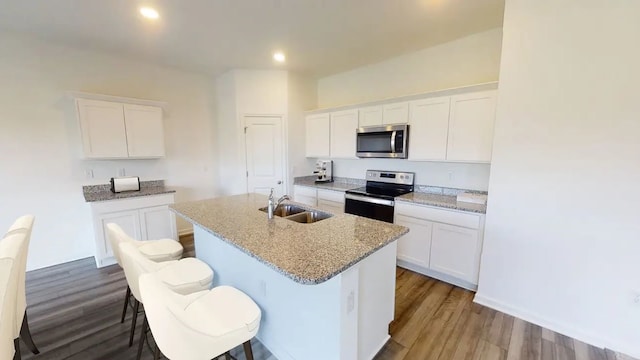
[170,193,408,285]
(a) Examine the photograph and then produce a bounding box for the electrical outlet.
[632,290,640,305]
[118,168,126,177]
[448,171,455,181]
[84,169,94,179]
[347,291,355,314]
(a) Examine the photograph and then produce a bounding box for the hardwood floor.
[19,235,619,360]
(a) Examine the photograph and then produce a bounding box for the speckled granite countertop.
[294,176,487,214]
[170,193,408,285]
[293,176,364,192]
[395,193,486,214]
[83,180,175,202]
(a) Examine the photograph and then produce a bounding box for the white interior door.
[245,116,285,196]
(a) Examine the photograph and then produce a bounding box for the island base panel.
[193,226,397,360]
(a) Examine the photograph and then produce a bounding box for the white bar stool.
[138,272,261,360]
[0,235,20,360]
[4,215,39,359]
[118,242,214,348]
[106,223,184,324]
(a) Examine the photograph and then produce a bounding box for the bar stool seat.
[138,239,183,262]
[154,258,214,295]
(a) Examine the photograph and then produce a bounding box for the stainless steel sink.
[259,205,332,224]
[259,204,306,217]
[284,211,332,224]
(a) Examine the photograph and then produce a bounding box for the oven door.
[344,194,395,223]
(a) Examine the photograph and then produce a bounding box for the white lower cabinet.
[394,215,432,268]
[430,223,480,284]
[316,189,344,214]
[395,202,484,290]
[293,185,317,206]
[293,186,345,214]
[90,193,177,268]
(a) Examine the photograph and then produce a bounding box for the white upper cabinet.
[446,90,497,163]
[77,99,129,159]
[408,96,451,161]
[358,106,383,127]
[305,113,331,157]
[76,98,165,159]
[330,109,358,159]
[123,104,165,158]
[382,102,409,124]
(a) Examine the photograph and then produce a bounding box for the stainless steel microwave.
[356,124,409,159]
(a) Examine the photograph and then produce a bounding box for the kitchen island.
[171,193,408,360]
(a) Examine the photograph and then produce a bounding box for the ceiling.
[0,0,505,77]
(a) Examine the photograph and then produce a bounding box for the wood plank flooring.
[18,235,621,360]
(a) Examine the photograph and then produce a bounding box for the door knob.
[277,180,282,185]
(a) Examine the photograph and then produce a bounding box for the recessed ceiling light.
[273,52,286,63]
[140,7,159,19]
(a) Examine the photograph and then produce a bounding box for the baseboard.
[367,335,391,360]
[473,293,640,359]
[178,228,194,237]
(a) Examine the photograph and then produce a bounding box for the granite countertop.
[83,180,175,202]
[395,192,487,214]
[294,177,487,214]
[170,193,408,285]
[293,176,364,192]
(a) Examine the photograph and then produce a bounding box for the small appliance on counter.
[313,160,333,183]
[110,176,141,193]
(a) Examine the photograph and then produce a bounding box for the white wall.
[215,69,317,196]
[314,28,502,190]
[317,28,503,108]
[331,159,490,191]
[476,1,640,357]
[215,70,288,196]
[0,31,218,270]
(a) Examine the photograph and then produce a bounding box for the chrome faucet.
[267,188,290,219]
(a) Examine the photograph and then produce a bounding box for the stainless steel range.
[344,170,415,223]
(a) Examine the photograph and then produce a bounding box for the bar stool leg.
[129,299,140,347]
[13,338,21,360]
[243,340,254,360]
[121,286,131,323]
[20,312,40,354]
[136,315,148,360]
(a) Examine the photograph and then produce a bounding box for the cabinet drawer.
[317,199,344,214]
[90,193,175,213]
[395,202,480,229]
[293,185,317,198]
[317,189,345,203]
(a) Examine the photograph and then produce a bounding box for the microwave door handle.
[390,130,397,153]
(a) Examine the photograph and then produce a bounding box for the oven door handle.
[345,193,395,206]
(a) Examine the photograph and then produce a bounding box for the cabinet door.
[317,199,344,214]
[358,106,383,127]
[330,110,358,159]
[430,223,480,284]
[382,102,409,125]
[394,215,433,268]
[408,97,451,161]
[139,205,178,241]
[293,185,317,206]
[77,99,128,158]
[446,90,497,163]
[124,104,165,158]
[305,114,331,157]
[97,210,141,261]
